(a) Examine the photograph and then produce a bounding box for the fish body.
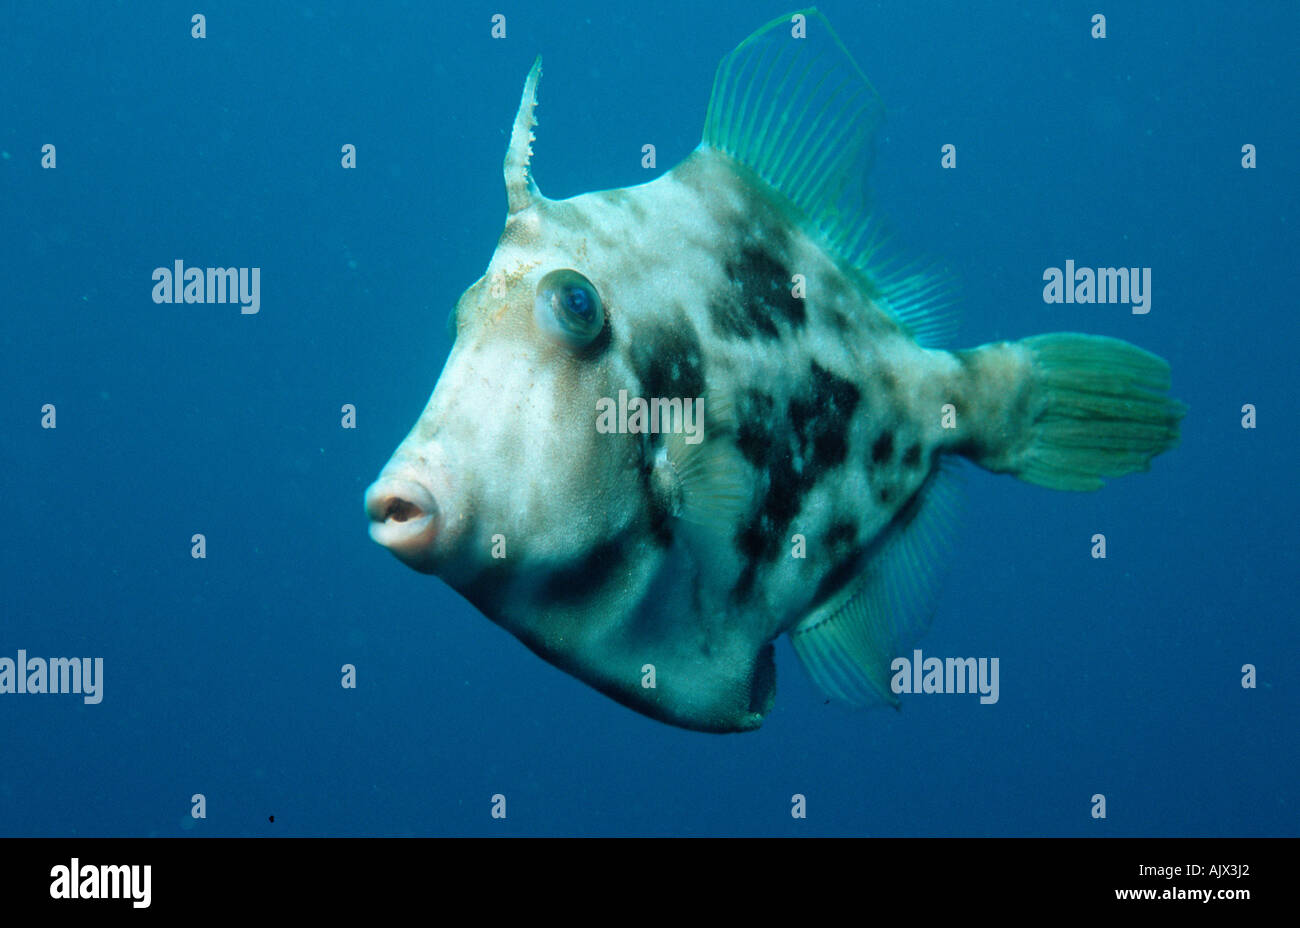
[365,11,1184,732]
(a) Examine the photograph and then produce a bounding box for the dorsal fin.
[505,56,543,215]
[703,9,883,260]
[702,9,957,346]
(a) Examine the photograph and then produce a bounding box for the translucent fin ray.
[789,461,963,709]
[664,395,750,530]
[1015,334,1186,491]
[702,9,957,346]
[703,9,882,252]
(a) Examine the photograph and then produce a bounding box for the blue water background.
[1,0,1296,836]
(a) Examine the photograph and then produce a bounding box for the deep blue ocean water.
[2,1,1296,837]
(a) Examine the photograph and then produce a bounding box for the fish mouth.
[364,476,440,568]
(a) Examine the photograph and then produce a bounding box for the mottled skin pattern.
[371,147,1025,731]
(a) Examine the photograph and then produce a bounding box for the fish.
[364,9,1184,733]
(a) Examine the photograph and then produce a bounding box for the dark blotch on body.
[824,520,857,561]
[629,317,705,400]
[709,243,805,340]
[735,391,774,467]
[871,431,894,465]
[541,535,632,605]
[788,364,859,475]
[627,316,706,548]
[733,363,861,600]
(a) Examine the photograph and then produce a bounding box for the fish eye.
[534,269,604,348]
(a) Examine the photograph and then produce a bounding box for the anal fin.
[789,464,960,709]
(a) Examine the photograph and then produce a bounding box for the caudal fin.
[953,333,1184,491]
[1010,333,1185,491]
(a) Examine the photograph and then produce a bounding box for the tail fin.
[958,333,1185,491]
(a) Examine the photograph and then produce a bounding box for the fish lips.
[364,475,441,572]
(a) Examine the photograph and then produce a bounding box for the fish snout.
[365,475,441,568]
